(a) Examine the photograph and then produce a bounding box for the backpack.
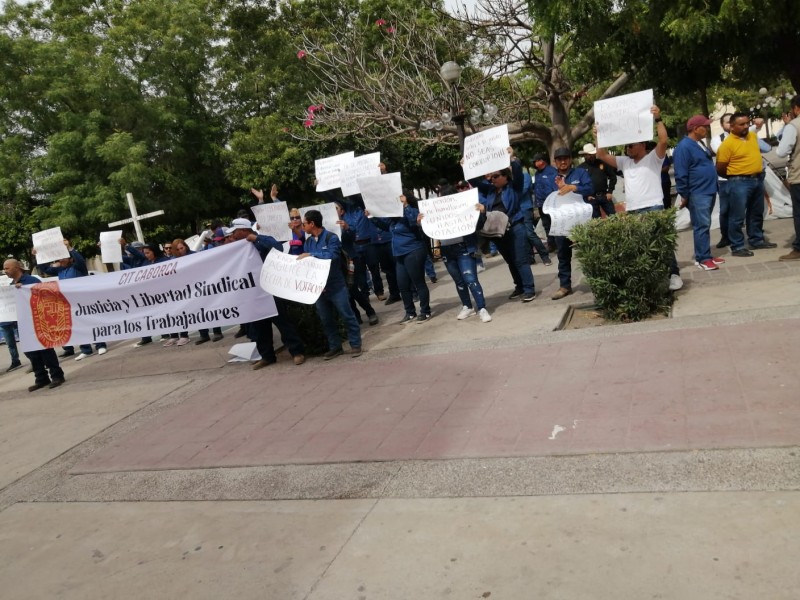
[326,231,355,287]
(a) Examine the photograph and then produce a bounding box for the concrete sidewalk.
[0,216,799,599]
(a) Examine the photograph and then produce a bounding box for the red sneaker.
[697,259,719,271]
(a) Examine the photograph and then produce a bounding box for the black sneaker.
[368,313,379,326]
[508,289,523,300]
[385,296,401,306]
[522,292,536,303]
[323,348,343,360]
[6,362,22,373]
[48,378,65,389]
[399,314,416,324]
[731,248,754,257]
[28,382,49,392]
[195,337,210,345]
[416,313,432,323]
[751,242,778,249]
[233,328,247,339]
[715,238,731,248]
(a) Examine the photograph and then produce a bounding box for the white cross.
[108,193,165,243]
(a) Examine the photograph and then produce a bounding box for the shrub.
[283,301,329,356]
[570,209,677,322]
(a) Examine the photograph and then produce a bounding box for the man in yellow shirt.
[715,112,777,257]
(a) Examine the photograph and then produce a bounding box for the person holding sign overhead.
[595,105,684,291]
[367,192,432,324]
[472,149,537,303]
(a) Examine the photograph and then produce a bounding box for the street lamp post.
[419,61,500,155]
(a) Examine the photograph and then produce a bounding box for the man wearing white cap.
[673,115,723,271]
[577,142,617,219]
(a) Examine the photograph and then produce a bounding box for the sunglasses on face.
[164,246,172,250]
[290,216,301,220]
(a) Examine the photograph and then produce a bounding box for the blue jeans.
[718,179,729,241]
[687,193,715,263]
[522,209,550,261]
[315,285,362,351]
[396,246,430,317]
[554,236,572,289]
[493,221,535,294]
[441,243,486,311]
[1,323,19,364]
[726,176,766,250]
[627,205,680,276]
[424,254,436,280]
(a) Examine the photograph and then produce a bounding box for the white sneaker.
[74,353,91,361]
[97,347,107,355]
[456,306,476,320]
[478,308,492,323]
[669,274,684,291]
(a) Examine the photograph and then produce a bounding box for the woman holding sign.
[472,155,537,303]
[367,192,432,324]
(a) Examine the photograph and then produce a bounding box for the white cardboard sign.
[340,153,382,197]
[315,151,355,192]
[358,172,404,218]
[300,203,341,239]
[259,250,331,305]
[32,227,70,264]
[418,188,480,240]
[99,231,123,264]
[594,89,654,147]
[462,124,511,180]
[0,283,17,322]
[542,191,594,237]
[251,202,292,241]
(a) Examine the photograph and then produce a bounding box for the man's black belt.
[355,239,370,245]
[727,174,761,179]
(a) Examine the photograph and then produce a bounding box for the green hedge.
[570,209,677,322]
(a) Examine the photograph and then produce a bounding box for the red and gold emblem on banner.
[29,281,72,347]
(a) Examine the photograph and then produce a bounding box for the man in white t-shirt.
[595,105,683,291]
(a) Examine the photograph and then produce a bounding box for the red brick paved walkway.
[74,319,800,473]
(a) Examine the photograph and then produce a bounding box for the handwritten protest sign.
[259,250,331,305]
[0,281,16,322]
[595,89,654,147]
[462,124,510,180]
[418,188,480,240]
[340,153,381,197]
[358,172,403,217]
[315,151,355,192]
[542,191,593,237]
[300,203,341,239]
[251,202,292,241]
[32,227,70,264]
[185,234,202,252]
[99,231,123,264]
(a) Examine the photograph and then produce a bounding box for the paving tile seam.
[0,375,223,513]
[28,447,800,503]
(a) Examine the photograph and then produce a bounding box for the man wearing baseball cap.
[673,114,723,271]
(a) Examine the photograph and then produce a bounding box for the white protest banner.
[357,172,403,218]
[595,89,654,147]
[542,191,593,237]
[340,152,381,197]
[251,202,292,241]
[99,231,123,264]
[0,282,17,322]
[418,188,480,240]
[315,151,355,192]
[32,227,70,264]
[14,240,277,350]
[300,203,341,238]
[462,124,510,180]
[259,250,331,305]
